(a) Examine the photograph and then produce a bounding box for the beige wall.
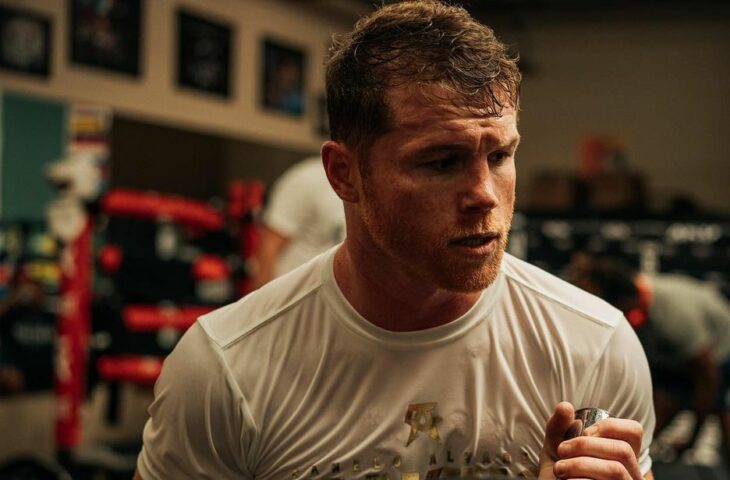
[507,15,730,212]
[0,0,346,152]
[2,1,729,212]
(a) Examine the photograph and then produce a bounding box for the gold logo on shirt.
[404,402,441,447]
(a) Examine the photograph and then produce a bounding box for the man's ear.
[321,141,360,203]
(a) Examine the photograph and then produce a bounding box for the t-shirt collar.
[320,245,504,350]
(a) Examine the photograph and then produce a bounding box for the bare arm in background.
[248,225,290,291]
[675,349,719,453]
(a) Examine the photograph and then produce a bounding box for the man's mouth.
[450,233,499,247]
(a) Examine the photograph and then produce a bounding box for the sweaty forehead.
[382,85,519,148]
[386,84,517,132]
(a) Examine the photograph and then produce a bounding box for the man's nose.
[458,162,498,214]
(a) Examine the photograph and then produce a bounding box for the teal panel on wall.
[1,92,66,220]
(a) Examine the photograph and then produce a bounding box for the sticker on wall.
[69,0,142,76]
[261,38,306,116]
[0,6,52,77]
[177,9,233,98]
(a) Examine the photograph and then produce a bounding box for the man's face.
[355,85,519,292]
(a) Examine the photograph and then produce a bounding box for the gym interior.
[0,0,729,479]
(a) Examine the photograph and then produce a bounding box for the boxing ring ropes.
[54,185,263,468]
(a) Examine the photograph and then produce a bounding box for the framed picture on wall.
[261,39,306,116]
[177,10,232,98]
[69,0,142,76]
[0,6,52,77]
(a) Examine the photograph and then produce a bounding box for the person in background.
[136,2,654,478]
[250,157,345,290]
[573,254,730,464]
[0,268,53,394]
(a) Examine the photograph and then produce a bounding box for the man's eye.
[426,158,459,171]
[488,151,511,165]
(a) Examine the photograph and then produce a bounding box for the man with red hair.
[136,2,654,478]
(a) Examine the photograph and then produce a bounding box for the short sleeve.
[263,160,321,238]
[656,300,710,360]
[702,287,730,342]
[578,317,656,476]
[137,323,256,479]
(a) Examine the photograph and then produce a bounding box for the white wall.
[0,0,347,151]
[508,15,730,212]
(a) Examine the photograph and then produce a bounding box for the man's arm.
[135,324,252,478]
[677,348,719,452]
[249,225,289,290]
[251,160,321,291]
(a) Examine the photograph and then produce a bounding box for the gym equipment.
[0,455,72,480]
[0,181,263,477]
[0,221,60,394]
[510,214,730,297]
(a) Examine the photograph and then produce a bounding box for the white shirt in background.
[263,157,345,277]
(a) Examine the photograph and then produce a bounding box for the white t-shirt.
[138,248,655,479]
[263,158,345,277]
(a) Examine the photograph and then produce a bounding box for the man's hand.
[539,402,649,479]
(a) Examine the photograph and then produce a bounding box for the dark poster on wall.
[69,0,142,76]
[262,39,306,116]
[0,6,52,77]
[177,10,232,98]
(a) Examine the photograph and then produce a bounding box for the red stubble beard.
[360,187,513,293]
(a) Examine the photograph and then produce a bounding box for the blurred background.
[0,0,729,478]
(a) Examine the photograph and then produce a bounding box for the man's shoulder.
[499,253,624,330]
[652,273,709,299]
[198,252,328,349]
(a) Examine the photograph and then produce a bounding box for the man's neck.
[333,241,482,332]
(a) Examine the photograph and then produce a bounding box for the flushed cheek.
[500,174,517,198]
[494,181,516,208]
[402,195,452,225]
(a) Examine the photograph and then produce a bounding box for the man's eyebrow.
[404,133,521,157]
[405,142,473,158]
[417,143,471,154]
[507,135,522,149]
[479,133,521,150]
